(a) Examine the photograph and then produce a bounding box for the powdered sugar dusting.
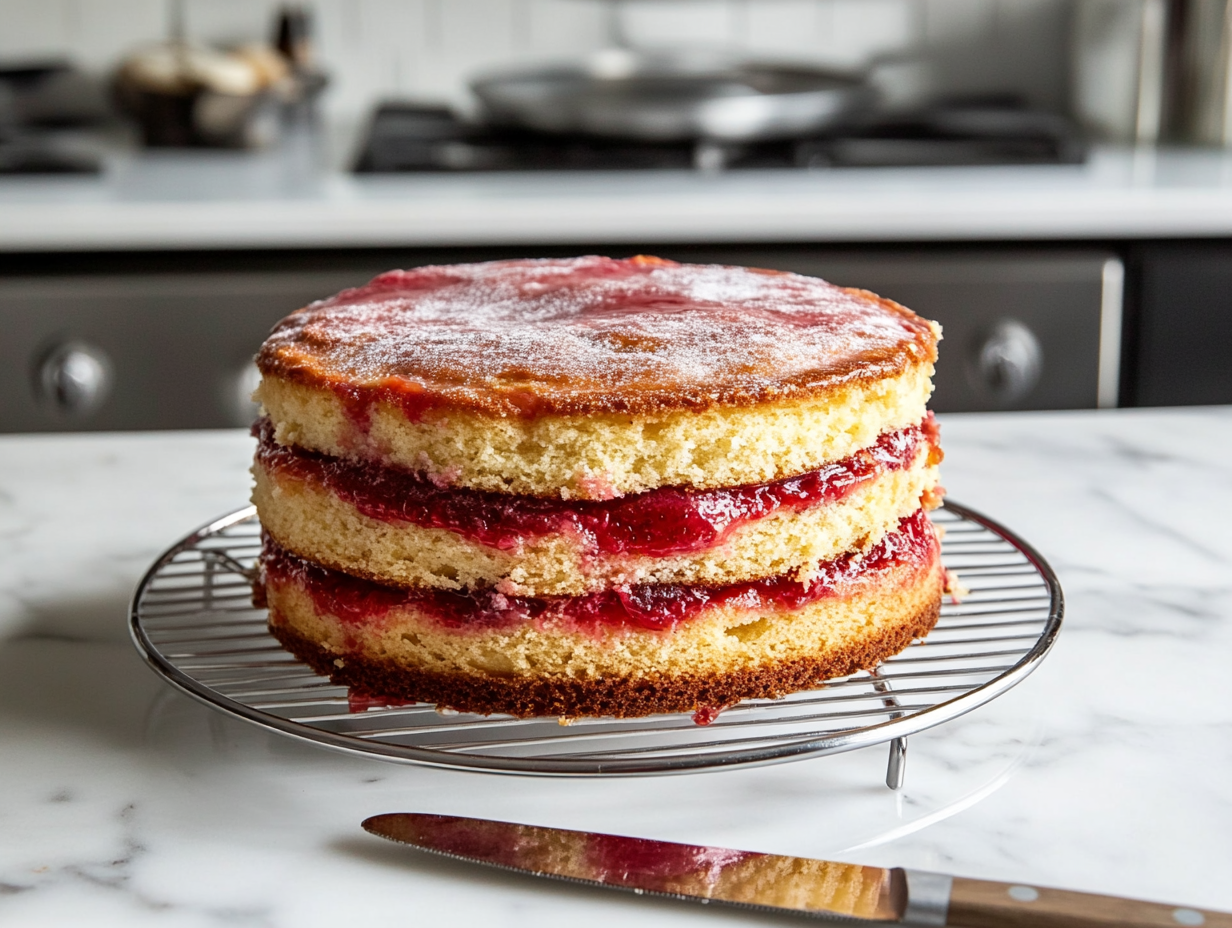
[259,256,938,418]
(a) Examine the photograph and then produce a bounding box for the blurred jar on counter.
[1072,0,1168,143]
[113,5,325,149]
[1074,0,1232,147]
[1167,0,1232,145]
[114,42,289,148]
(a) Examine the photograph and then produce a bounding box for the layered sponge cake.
[252,255,944,718]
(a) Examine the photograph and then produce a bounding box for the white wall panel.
[65,0,168,68]
[828,0,915,66]
[0,0,72,60]
[524,0,609,57]
[620,0,740,48]
[744,1,825,59]
[181,0,277,44]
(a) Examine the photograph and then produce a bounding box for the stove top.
[353,101,1086,173]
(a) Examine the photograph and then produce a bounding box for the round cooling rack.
[129,501,1062,783]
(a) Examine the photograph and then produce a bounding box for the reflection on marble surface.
[1,409,1231,926]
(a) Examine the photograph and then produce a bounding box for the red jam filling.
[261,509,939,636]
[255,414,938,558]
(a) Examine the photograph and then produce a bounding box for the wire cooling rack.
[130,501,1061,784]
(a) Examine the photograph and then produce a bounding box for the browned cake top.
[257,255,938,419]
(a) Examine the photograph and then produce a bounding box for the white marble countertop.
[7,146,1232,251]
[2,407,1231,926]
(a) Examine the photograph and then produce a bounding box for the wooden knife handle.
[946,877,1232,928]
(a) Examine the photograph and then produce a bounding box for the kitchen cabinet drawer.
[0,271,377,432]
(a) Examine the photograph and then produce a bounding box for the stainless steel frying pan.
[471,51,872,142]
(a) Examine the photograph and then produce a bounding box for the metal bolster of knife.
[897,869,953,926]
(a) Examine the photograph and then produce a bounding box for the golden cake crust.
[256,255,939,421]
[268,594,941,719]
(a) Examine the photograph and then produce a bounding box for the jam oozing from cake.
[256,256,939,420]
[261,509,939,635]
[691,705,726,726]
[256,415,938,558]
[347,691,417,713]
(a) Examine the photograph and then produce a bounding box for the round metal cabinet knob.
[36,341,114,415]
[969,320,1043,404]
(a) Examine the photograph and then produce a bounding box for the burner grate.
[130,501,1061,784]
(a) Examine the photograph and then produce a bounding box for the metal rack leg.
[886,737,907,789]
[871,667,907,790]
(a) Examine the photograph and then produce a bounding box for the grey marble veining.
[1,408,1230,926]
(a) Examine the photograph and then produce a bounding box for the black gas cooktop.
[354,100,1086,173]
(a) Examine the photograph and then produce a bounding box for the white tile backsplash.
[524,0,610,54]
[827,0,916,66]
[0,0,1073,144]
[66,0,170,67]
[922,0,993,43]
[180,0,275,45]
[744,1,825,57]
[619,0,742,47]
[0,0,73,61]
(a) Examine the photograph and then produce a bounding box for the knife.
[362,813,1231,927]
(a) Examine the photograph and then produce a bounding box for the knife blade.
[362,813,1232,927]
